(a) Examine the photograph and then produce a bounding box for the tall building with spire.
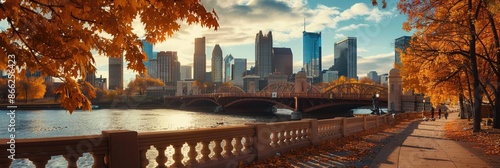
[303,31,322,83]
[108,55,123,90]
[255,31,273,78]
[193,37,206,82]
[211,44,223,82]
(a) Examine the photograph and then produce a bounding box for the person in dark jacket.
[431,107,435,119]
[438,108,442,119]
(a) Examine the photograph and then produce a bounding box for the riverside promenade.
[370,113,500,168]
[258,112,500,168]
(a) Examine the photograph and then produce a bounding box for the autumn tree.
[359,77,376,85]
[395,0,500,131]
[126,75,165,95]
[0,0,219,112]
[16,75,46,103]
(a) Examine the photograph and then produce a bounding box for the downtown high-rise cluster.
[84,32,412,97]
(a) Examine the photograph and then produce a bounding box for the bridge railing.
[0,112,422,168]
[172,92,388,100]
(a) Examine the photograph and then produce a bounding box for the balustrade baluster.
[64,154,81,168]
[285,130,292,145]
[29,157,50,168]
[233,137,243,156]
[199,141,211,163]
[271,132,279,148]
[212,139,223,160]
[139,149,149,168]
[171,143,185,167]
[290,129,296,143]
[155,145,168,168]
[185,142,198,166]
[91,152,106,168]
[295,128,302,142]
[223,138,234,157]
[243,136,253,154]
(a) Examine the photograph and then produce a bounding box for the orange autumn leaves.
[445,120,500,155]
[0,0,219,112]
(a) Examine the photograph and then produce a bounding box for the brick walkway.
[370,113,500,168]
[290,113,500,168]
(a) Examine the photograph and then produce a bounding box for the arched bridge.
[165,83,388,115]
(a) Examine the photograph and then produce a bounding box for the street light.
[372,93,380,115]
[423,99,426,112]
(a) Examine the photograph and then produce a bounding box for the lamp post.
[423,99,426,112]
[372,93,380,115]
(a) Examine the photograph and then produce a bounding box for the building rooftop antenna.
[303,17,306,32]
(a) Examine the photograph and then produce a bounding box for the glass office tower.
[303,31,322,83]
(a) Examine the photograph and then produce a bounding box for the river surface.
[0,108,373,167]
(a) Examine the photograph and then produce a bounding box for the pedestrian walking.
[438,108,442,119]
[431,107,435,119]
[444,110,449,120]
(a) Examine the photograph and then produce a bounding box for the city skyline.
[84,0,409,85]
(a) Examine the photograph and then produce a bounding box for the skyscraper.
[148,58,158,78]
[180,65,192,80]
[108,56,123,90]
[331,37,357,79]
[303,31,322,83]
[230,58,247,86]
[157,51,180,85]
[224,54,234,82]
[142,39,154,68]
[322,70,338,83]
[395,36,411,65]
[193,37,206,82]
[255,31,273,78]
[85,72,96,86]
[367,71,379,83]
[272,47,293,78]
[211,44,223,82]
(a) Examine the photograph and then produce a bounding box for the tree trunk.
[486,8,500,128]
[468,0,482,132]
[459,94,466,119]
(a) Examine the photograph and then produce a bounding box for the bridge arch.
[323,83,387,96]
[216,85,245,93]
[185,98,220,107]
[259,82,321,93]
[223,98,294,111]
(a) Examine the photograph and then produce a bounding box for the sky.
[2,0,412,86]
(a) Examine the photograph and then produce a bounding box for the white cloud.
[334,34,347,40]
[357,47,369,53]
[337,24,369,32]
[357,52,394,77]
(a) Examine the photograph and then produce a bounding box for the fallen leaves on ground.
[444,119,500,155]
[242,120,409,167]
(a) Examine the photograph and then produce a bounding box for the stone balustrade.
[0,112,422,168]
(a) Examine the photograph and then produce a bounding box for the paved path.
[370,113,500,168]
